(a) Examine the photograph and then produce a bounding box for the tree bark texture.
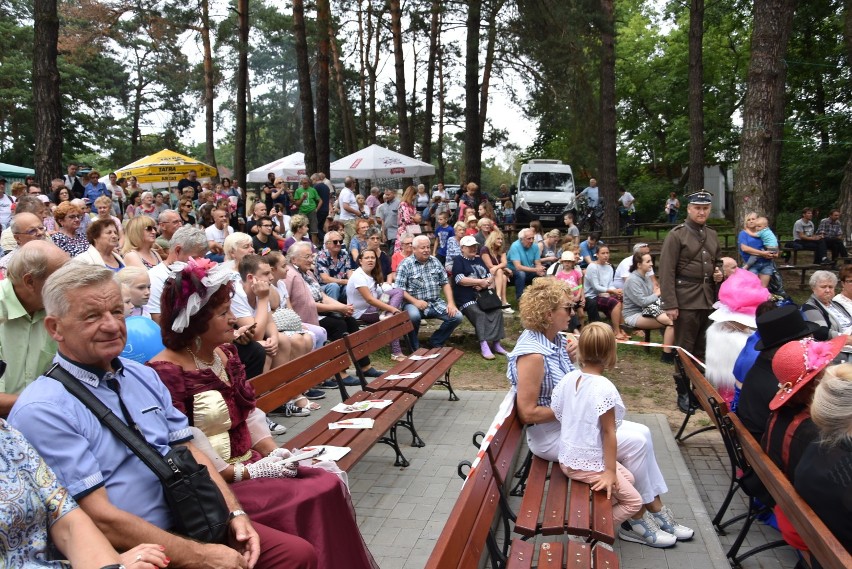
[688,0,705,194]
[293,0,317,174]
[598,0,618,236]
[733,0,797,227]
[836,1,852,241]
[234,0,248,188]
[437,39,446,183]
[33,0,62,188]
[330,29,356,155]
[200,0,218,175]
[464,0,482,185]
[390,0,412,156]
[479,0,502,142]
[316,0,332,174]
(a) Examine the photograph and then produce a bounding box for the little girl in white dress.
[551,322,694,548]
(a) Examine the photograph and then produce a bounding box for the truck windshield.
[519,172,574,192]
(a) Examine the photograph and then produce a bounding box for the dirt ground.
[371,270,813,432]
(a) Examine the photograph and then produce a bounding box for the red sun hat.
[769,336,846,411]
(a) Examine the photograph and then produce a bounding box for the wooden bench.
[250,339,420,468]
[344,311,465,401]
[776,262,822,287]
[426,402,619,569]
[673,350,742,532]
[725,413,852,569]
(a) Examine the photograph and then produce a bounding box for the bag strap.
[45,363,177,483]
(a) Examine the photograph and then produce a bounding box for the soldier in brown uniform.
[659,191,723,412]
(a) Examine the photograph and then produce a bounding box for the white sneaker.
[649,506,694,541]
[502,307,514,314]
[618,517,677,548]
[266,418,287,435]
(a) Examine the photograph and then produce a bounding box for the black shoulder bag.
[46,364,230,544]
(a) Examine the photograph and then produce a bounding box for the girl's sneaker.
[649,506,694,540]
[618,517,677,548]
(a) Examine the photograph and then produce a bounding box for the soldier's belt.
[676,276,712,283]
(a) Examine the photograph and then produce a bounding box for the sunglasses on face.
[144,226,157,231]
[330,240,343,245]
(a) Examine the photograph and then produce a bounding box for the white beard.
[705,321,753,400]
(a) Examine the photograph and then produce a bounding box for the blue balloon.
[121,316,165,364]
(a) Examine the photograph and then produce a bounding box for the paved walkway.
[272,387,784,569]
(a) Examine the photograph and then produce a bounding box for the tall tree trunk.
[316,0,331,174]
[234,0,248,188]
[479,0,501,142]
[733,0,797,227]
[357,0,368,144]
[422,0,440,175]
[390,0,412,155]
[688,0,705,194]
[131,71,143,160]
[598,0,618,235]
[200,0,218,173]
[293,0,317,173]
[33,0,62,189]
[464,0,482,185]
[437,40,446,182]
[330,30,356,155]
[834,0,852,240]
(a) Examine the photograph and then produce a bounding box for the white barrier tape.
[559,331,707,369]
[462,390,515,486]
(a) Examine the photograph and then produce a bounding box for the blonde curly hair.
[519,278,571,333]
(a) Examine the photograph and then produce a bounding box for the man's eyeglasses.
[260,224,274,229]
[330,240,343,245]
[14,226,46,236]
[66,214,82,220]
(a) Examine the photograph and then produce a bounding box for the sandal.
[293,395,321,411]
[615,333,631,341]
[390,353,407,362]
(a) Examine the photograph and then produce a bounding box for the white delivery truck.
[511,159,576,227]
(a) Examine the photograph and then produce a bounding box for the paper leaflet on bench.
[331,400,393,413]
[328,418,375,430]
[384,372,422,380]
[408,354,440,360]
[298,445,351,462]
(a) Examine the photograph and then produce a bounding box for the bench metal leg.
[713,478,745,533]
[437,369,460,401]
[726,497,782,567]
[510,449,533,496]
[378,425,410,467]
[396,407,425,448]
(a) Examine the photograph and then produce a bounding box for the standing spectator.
[394,186,420,254]
[507,227,545,299]
[793,207,829,264]
[204,207,233,262]
[312,173,331,243]
[316,230,352,301]
[432,211,454,264]
[0,177,13,230]
[584,244,628,340]
[817,209,847,262]
[659,191,723,412]
[432,182,449,205]
[83,171,110,203]
[665,192,680,224]
[337,176,361,245]
[415,184,430,218]
[738,211,777,287]
[62,163,86,199]
[176,168,201,199]
[563,211,580,248]
[293,175,322,246]
[396,234,463,349]
[377,188,400,252]
[578,178,600,208]
[618,187,636,234]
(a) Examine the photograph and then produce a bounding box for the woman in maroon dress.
[146,258,376,569]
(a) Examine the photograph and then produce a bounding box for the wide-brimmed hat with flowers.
[769,336,846,410]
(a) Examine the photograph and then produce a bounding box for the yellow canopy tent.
[115,149,217,187]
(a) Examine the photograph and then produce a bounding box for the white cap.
[459,235,478,247]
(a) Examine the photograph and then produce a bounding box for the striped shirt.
[507,329,575,407]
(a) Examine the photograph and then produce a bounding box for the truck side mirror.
[510,184,517,195]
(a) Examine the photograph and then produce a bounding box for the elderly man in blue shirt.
[9,263,316,569]
[577,177,600,208]
[396,234,462,350]
[507,228,545,299]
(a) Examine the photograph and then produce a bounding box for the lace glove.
[245,456,297,479]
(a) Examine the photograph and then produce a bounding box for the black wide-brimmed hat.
[754,305,820,351]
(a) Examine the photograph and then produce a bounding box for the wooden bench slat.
[566,479,593,538]
[488,409,525,485]
[540,541,566,568]
[505,538,536,569]
[363,347,464,396]
[542,463,569,535]
[345,312,414,361]
[590,488,616,544]
[567,541,592,569]
[515,455,549,536]
[593,544,619,569]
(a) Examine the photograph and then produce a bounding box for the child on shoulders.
[551,323,694,548]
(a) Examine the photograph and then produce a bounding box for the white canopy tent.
[247,152,307,183]
[329,144,435,179]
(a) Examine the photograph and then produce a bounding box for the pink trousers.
[560,462,643,525]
